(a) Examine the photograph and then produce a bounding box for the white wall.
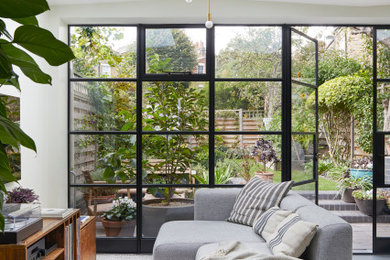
[19,0,390,208]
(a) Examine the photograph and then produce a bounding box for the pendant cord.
[208,0,211,21]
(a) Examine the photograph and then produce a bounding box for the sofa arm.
[297,206,353,260]
[194,188,240,221]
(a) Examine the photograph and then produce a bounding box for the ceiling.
[47,0,390,7]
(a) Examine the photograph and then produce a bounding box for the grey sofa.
[153,188,352,260]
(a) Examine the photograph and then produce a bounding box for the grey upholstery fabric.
[279,192,352,260]
[295,206,353,260]
[153,221,264,260]
[195,188,241,221]
[227,178,294,226]
[195,242,271,260]
[154,189,353,260]
[280,192,315,212]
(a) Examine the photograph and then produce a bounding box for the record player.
[0,203,43,244]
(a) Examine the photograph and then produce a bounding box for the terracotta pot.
[255,172,274,183]
[342,188,356,203]
[84,194,115,204]
[102,219,136,237]
[354,198,387,216]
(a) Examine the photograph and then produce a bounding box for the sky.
[72,25,339,56]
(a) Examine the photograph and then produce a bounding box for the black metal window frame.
[67,23,324,253]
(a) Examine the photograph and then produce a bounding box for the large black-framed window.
[67,24,318,253]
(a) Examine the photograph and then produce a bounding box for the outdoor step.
[298,191,340,200]
[332,210,390,223]
[319,199,359,211]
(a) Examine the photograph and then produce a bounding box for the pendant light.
[205,0,213,29]
[185,0,214,29]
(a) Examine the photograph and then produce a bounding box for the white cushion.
[252,206,292,241]
[267,213,318,258]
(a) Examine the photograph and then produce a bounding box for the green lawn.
[272,170,338,191]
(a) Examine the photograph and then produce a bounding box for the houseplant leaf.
[13,25,75,66]
[0,20,12,40]
[0,0,49,18]
[12,17,39,26]
[0,40,51,84]
[0,48,13,79]
[0,77,20,90]
[0,115,36,151]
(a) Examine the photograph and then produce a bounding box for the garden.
[68,26,390,239]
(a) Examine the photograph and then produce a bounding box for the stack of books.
[41,208,74,219]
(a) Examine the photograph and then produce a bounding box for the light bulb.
[205,20,213,29]
[185,0,192,3]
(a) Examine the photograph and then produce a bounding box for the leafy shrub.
[194,165,233,185]
[308,75,372,164]
[352,189,386,200]
[318,157,334,176]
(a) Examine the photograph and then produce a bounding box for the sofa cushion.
[267,213,318,258]
[153,220,263,260]
[228,177,293,226]
[252,206,292,241]
[195,241,271,260]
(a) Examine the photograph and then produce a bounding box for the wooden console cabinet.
[0,209,95,260]
[80,217,96,260]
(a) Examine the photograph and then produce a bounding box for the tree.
[215,28,282,118]
[308,76,372,165]
[0,0,75,230]
[146,29,197,73]
[143,55,209,205]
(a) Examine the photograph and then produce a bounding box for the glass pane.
[215,82,281,131]
[71,81,136,131]
[70,26,137,78]
[292,134,314,182]
[70,135,136,184]
[142,82,208,131]
[386,135,390,185]
[292,182,315,202]
[292,83,316,132]
[146,28,206,74]
[142,135,208,184]
[0,95,21,180]
[292,32,316,85]
[214,135,281,184]
[215,26,282,78]
[377,83,390,132]
[377,29,390,79]
[376,188,390,237]
[70,187,137,238]
[142,187,195,238]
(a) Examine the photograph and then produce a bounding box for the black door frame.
[373,25,390,254]
[67,24,384,254]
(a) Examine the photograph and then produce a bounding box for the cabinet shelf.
[43,248,65,260]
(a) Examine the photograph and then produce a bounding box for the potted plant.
[101,197,136,237]
[141,55,209,237]
[6,187,39,204]
[352,189,388,216]
[336,171,372,203]
[250,138,280,182]
[337,177,358,203]
[349,157,373,179]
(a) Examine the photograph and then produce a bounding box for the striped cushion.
[267,213,318,258]
[227,177,294,226]
[252,206,292,241]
